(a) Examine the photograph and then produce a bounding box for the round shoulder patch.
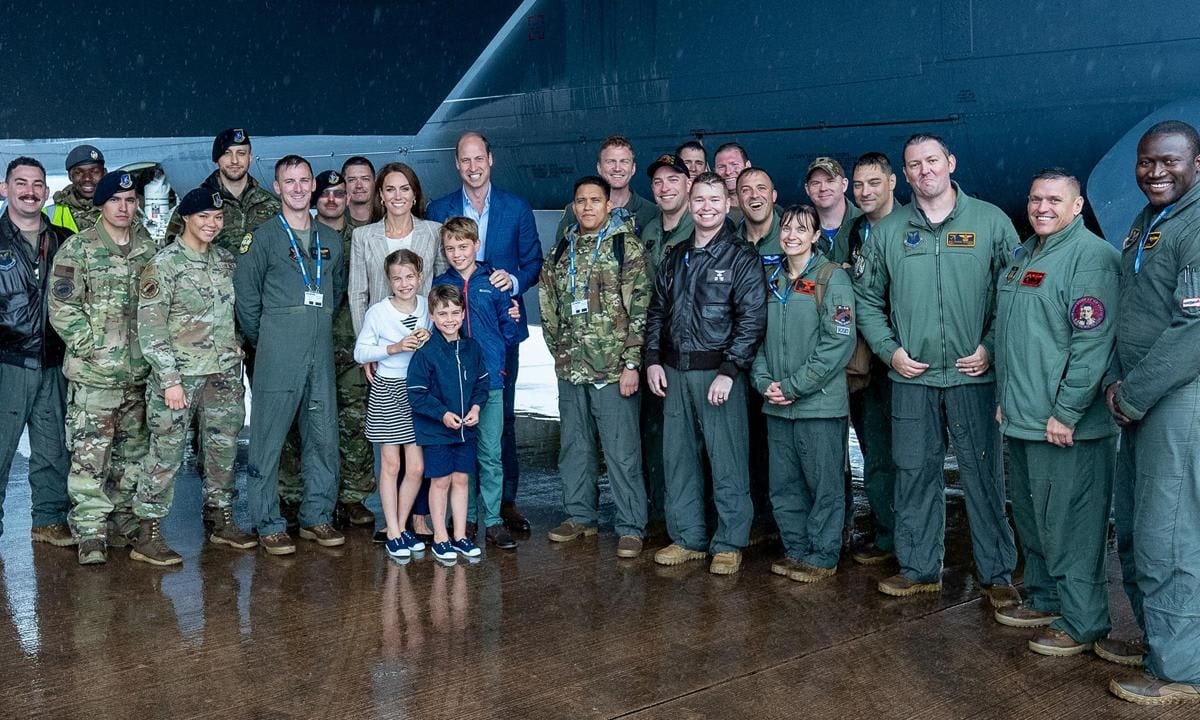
[239,233,254,254]
[1070,296,1105,330]
[140,278,160,300]
[52,278,74,300]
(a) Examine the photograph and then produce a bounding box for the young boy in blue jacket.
[407,284,490,563]
[433,217,522,549]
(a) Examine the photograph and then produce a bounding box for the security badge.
[946,232,976,248]
[1070,296,1105,330]
[571,299,588,316]
[304,290,323,307]
[0,249,14,271]
[833,305,853,335]
[233,129,245,143]
[329,172,340,184]
[904,231,922,249]
[211,193,224,208]
[118,173,133,189]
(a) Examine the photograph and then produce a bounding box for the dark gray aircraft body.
[2,0,1199,243]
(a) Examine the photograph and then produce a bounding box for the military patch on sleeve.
[946,232,976,248]
[52,278,74,299]
[1070,296,1105,330]
[1021,271,1046,287]
[140,278,160,300]
[239,233,254,254]
[833,305,853,335]
[1123,227,1140,251]
[53,264,74,279]
[1142,232,1162,251]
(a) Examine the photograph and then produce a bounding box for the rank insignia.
[946,232,976,248]
[1021,271,1046,287]
[833,304,852,326]
[1070,296,1105,329]
[796,279,816,295]
[118,173,133,189]
[0,249,14,271]
[1143,232,1162,251]
[904,231,922,248]
[1005,265,1020,282]
[140,279,160,300]
[239,233,253,254]
[212,193,224,208]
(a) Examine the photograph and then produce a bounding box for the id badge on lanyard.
[280,215,323,306]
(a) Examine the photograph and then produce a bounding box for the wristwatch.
[625,362,638,371]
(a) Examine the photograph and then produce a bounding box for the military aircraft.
[2,0,1199,246]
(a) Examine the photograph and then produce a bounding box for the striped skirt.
[365,375,416,445]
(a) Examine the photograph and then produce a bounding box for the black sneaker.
[373,529,387,544]
[486,523,517,550]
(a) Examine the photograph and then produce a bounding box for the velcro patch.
[0,249,15,271]
[707,268,731,283]
[833,304,852,326]
[904,231,922,248]
[1005,265,1020,282]
[315,247,331,260]
[761,254,782,267]
[795,279,816,295]
[1123,227,1140,251]
[1021,271,1046,287]
[52,278,74,299]
[1070,296,1105,330]
[53,264,74,279]
[946,232,976,248]
[239,233,253,254]
[1143,232,1163,251]
[140,279,160,300]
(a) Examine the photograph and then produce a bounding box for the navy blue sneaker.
[384,535,411,559]
[451,537,482,558]
[398,530,425,552]
[430,541,457,564]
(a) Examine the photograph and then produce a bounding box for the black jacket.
[644,225,766,377]
[0,213,69,369]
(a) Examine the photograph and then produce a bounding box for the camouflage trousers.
[278,360,373,504]
[136,365,246,520]
[65,382,149,541]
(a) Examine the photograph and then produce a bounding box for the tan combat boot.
[204,506,257,550]
[129,518,183,567]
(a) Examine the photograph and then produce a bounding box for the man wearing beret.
[48,171,157,564]
[47,144,106,234]
[167,128,279,256]
[278,170,376,528]
[130,188,256,566]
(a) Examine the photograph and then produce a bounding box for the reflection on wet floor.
[0,417,1168,719]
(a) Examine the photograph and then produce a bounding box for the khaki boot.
[653,543,706,566]
[709,551,742,575]
[204,506,257,550]
[77,538,107,565]
[129,519,183,567]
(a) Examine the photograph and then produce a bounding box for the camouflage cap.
[178,187,225,216]
[646,153,689,179]
[65,144,104,171]
[806,156,846,181]
[211,128,251,162]
[310,170,345,207]
[93,171,136,205]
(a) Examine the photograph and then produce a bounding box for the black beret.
[211,128,251,163]
[93,171,136,205]
[178,187,225,216]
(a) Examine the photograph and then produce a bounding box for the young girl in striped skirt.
[354,249,431,558]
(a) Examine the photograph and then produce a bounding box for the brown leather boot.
[204,506,257,550]
[129,519,183,567]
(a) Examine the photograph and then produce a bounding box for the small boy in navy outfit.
[406,284,490,563]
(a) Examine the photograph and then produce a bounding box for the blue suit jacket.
[427,185,542,341]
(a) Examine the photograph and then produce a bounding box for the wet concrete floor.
[0,417,1188,719]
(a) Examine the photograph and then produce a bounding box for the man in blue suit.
[427,131,543,534]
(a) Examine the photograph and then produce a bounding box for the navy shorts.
[423,442,477,478]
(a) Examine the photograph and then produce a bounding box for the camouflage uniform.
[47,185,101,234]
[166,172,280,257]
[48,222,154,541]
[279,218,374,507]
[540,215,649,536]
[135,237,245,519]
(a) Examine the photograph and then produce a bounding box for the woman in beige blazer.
[349,162,447,334]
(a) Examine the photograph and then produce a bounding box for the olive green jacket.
[855,183,1019,387]
[640,210,694,278]
[995,217,1119,440]
[752,254,855,418]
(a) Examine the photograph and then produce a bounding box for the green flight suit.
[541,216,649,536]
[995,216,1119,643]
[555,190,658,241]
[1109,181,1200,685]
[856,182,1018,585]
[234,216,347,535]
[637,210,694,521]
[135,238,245,520]
[278,218,374,508]
[824,203,862,261]
[48,223,155,540]
[751,254,855,568]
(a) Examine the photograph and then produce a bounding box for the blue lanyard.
[279,215,321,290]
[567,222,611,295]
[769,254,815,305]
[1134,204,1173,274]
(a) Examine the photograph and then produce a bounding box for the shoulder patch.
[1070,296,1105,330]
[946,232,976,248]
[140,278,160,300]
[833,304,852,326]
[52,278,74,299]
[53,264,74,279]
[239,233,254,254]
